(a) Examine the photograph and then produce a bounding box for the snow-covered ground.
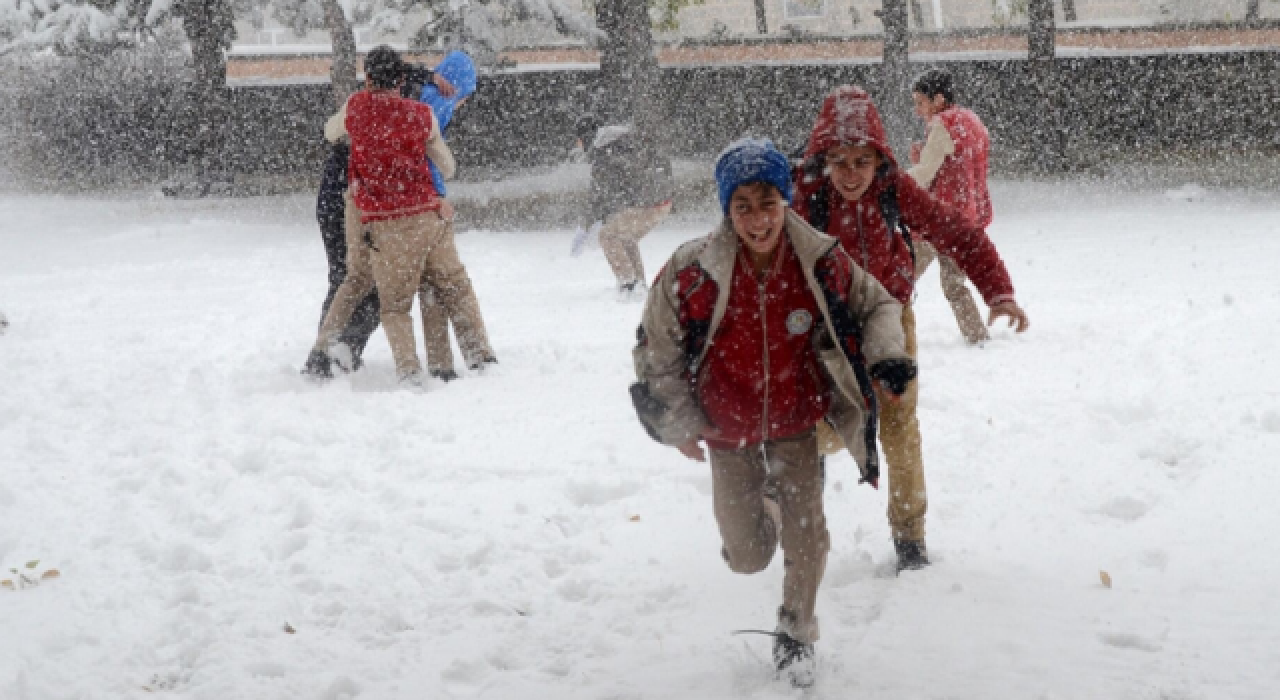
[1,180,1278,699]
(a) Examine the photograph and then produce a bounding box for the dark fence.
[4,49,1278,189]
[233,49,1280,178]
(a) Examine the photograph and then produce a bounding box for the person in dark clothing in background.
[570,86,674,300]
[306,60,456,376]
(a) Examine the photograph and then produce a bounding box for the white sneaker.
[570,221,603,257]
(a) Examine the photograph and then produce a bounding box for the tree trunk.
[1027,0,1066,172]
[879,0,913,160]
[170,0,235,194]
[592,0,669,219]
[323,0,359,108]
[1061,0,1077,22]
[754,0,768,34]
[1246,0,1260,23]
[909,0,924,28]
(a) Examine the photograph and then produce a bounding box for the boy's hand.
[438,199,456,222]
[909,141,924,164]
[432,73,457,98]
[988,301,1031,333]
[871,358,917,399]
[676,438,706,463]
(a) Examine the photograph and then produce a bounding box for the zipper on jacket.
[758,275,770,443]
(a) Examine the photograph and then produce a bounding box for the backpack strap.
[878,179,916,268]
[814,253,881,485]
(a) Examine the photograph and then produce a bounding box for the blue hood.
[420,50,477,132]
[420,50,477,197]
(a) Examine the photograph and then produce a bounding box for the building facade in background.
[231,0,1275,55]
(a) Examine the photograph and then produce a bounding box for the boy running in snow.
[571,87,674,300]
[793,86,1030,571]
[632,139,915,687]
[908,69,996,345]
[304,45,456,386]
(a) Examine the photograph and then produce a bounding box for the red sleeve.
[894,172,1015,306]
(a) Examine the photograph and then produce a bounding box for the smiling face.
[728,182,787,261]
[825,143,882,202]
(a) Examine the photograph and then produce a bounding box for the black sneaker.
[429,368,460,382]
[301,349,333,380]
[773,631,816,688]
[894,539,930,573]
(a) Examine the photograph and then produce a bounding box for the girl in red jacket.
[908,69,996,345]
[793,86,1030,572]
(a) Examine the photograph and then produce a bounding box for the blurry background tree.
[1027,0,1066,171]
[878,0,913,160]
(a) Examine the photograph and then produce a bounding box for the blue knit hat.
[714,138,793,215]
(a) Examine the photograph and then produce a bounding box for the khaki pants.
[315,194,447,378]
[711,429,828,643]
[877,305,928,542]
[914,241,990,345]
[418,222,495,373]
[598,202,672,287]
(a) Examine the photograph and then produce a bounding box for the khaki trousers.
[711,429,828,643]
[877,305,928,542]
[914,241,990,345]
[314,195,447,378]
[418,222,495,373]
[598,202,672,286]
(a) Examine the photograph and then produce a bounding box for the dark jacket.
[586,125,674,225]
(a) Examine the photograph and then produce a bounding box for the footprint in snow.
[1097,496,1151,523]
[1100,632,1162,653]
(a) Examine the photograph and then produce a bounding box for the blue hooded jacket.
[419,50,477,197]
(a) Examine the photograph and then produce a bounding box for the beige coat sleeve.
[425,111,456,180]
[906,118,955,189]
[632,258,710,446]
[324,98,350,143]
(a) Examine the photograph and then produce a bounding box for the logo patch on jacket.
[786,309,814,336]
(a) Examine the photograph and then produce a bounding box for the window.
[784,0,826,20]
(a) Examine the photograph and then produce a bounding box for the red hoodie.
[794,86,1015,307]
[345,90,442,223]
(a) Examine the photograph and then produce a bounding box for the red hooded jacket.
[794,86,1015,307]
[931,106,993,230]
[345,90,442,223]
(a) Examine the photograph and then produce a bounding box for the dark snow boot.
[430,368,460,382]
[894,538,930,573]
[468,356,498,372]
[301,349,334,380]
[773,631,816,688]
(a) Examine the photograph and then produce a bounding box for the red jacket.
[345,90,441,223]
[795,86,1015,307]
[677,237,851,449]
[931,106,993,229]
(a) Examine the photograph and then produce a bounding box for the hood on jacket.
[420,50,477,131]
[803,85,898,169]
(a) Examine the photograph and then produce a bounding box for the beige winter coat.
[633,209,909,479]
